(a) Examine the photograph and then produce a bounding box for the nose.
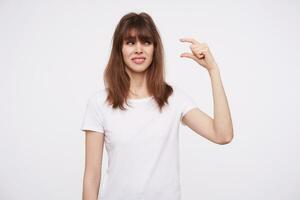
[135,42,143,53]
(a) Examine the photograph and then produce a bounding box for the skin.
[82,36,233,200]
[122,37,154,99]
[82,131,104,200]
[179,37,233,145]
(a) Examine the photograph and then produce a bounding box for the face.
[122,35,154,74]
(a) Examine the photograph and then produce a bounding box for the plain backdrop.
[1,1,300,199]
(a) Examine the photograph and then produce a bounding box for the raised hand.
[180,37,218,71]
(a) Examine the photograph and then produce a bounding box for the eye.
[126,41,134,45]
[144,41,152,45]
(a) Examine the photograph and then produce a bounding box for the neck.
[126,69,150,98]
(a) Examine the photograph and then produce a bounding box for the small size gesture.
[180,37,218,71]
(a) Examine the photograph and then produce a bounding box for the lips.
[132,57,146,64]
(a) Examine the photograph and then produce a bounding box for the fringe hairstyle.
[104,12,173,112]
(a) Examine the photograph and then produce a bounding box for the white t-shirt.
[80,85,198,200]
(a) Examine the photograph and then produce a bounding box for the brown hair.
[104,12,173,112]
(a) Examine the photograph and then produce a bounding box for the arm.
[82,131,105,200]
[180,37,234,145]
[182,67,233,144]
[209,67,233,143]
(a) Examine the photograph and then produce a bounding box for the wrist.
[208,65,219,73]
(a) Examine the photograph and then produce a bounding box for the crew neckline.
[127,96,154,102]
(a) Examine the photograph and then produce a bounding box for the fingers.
[181,51,205,60]
[180,52,193,58]
[190,46,205,58]
[190,45,200,52]
[179,37,201,44]
[180,37,206,60]
[197,53,205,59]
[180,52,197,60]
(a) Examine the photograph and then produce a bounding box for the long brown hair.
[104,12,173,112]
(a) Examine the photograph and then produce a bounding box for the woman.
[81,12,233,200]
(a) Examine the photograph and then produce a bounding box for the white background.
[1,1,300,199]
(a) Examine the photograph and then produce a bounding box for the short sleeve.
[176,87,198,126]
[80,94,105,134]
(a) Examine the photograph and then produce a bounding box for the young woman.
[80,12,233,200]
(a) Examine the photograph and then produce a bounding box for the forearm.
[208,66,233,142]
[82,173,101,200]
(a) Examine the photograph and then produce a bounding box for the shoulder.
[170,84,191,101]
[87,88,108,107]
[169,84,197,110]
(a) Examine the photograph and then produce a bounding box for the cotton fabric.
[80,85,198,200]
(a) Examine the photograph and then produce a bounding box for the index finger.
[179,37,201,44]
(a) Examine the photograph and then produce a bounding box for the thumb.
[180,52,198,60]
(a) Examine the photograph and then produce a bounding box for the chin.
[129,67,149,73]
[126,64,151,73]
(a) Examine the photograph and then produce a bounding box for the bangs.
[123,26,154,44]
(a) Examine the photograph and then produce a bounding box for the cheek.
[121,46,126,54]
[149,48,154,59]
[122,48,130,60]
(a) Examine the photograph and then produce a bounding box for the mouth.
[131,57,146,64]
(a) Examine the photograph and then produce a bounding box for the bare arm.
[82,131,105,200]
[182,68,233,145]
[208,67,233,143]
[180,37,233,145]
